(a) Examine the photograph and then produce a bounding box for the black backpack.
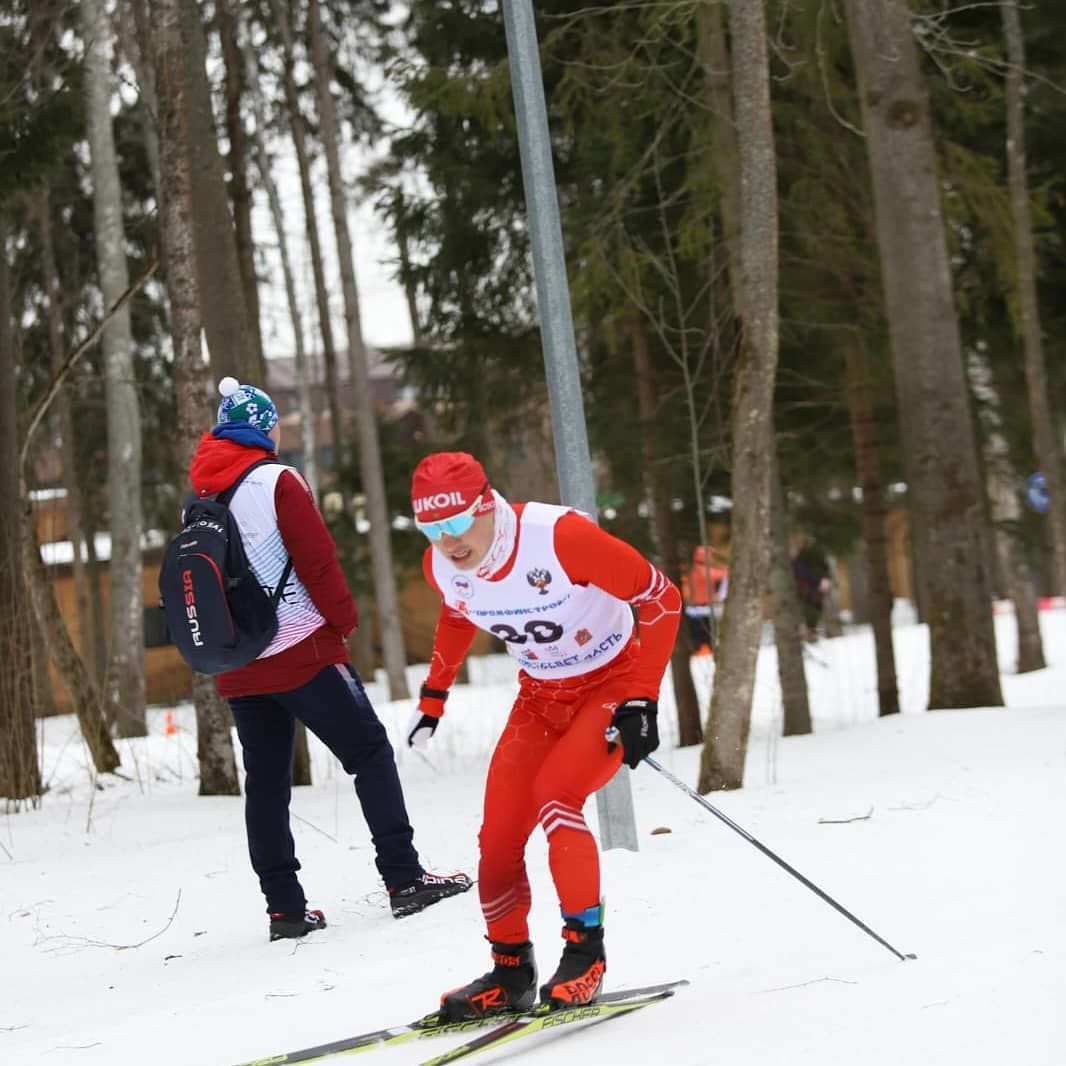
[159,459,293,675]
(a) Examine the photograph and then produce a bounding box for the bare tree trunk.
[698,0,741,280]
[967,349,1045,673]
[119,0,162,201]
[82,0,147,738]
[16,258,158,773]
[307,0,409,698]
[21,518,119,774]
[844,330,900,716]
[845,0,1003,710]
[396,212,424,347]
[0,218,44,804]
[218,0,265,372]
[696,0,779,745]
[699,0,779,793]
[1000,1,1066,595]
[153,0,240,796]
[630,314,702,746]
[36,189,94,666]
[30,605,56,719]
[768,450,811,736]
[270,0,345,472]
[245,43,318,499]
[179,0,261,384]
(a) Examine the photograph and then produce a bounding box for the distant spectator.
[792,534,831,642]
[681,546,728,656]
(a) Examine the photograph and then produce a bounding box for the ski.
[416,987,681,1066]
[231,980,687,1066]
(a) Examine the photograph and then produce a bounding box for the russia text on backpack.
[159,459,293,675]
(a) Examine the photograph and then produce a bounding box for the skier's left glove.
[405,685,448,749]
[606,698,659,769]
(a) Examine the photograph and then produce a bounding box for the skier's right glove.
[606,698,660,768]
[405,685,448,749]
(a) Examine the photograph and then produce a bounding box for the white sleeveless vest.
[227,464,327,658]
[431,503,634,680]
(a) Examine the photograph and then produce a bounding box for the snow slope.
[3,610,1063,1066]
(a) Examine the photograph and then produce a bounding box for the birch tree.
[307,0,409,698]
[244,42,319,499]
[967,347,1045,672]
[81,0,147,737]
[269,0,347,471]
[845,0,1003,710]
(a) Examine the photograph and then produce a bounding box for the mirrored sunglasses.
[415,495,483,541]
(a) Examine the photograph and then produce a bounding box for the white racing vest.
[431,503,634,680]
[227,463,327,658]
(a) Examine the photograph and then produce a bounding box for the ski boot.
[439,940,537,1021]
[539,919,606,1008]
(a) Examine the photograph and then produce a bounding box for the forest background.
[0,0,1063,806]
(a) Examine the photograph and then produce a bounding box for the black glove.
[406,685,448,749]
[607,698,659,769]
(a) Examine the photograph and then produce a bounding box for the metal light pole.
[501,0,638,851]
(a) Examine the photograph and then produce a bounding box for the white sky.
[251,43,420,358]
[4,607,1063,1065]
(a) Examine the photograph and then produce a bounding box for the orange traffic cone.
[164,711,179,736]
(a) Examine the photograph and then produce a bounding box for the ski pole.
[643,755,917,962]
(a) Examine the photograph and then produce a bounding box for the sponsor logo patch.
[414,491,469,514]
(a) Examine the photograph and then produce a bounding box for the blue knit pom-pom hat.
[215,376,278,432]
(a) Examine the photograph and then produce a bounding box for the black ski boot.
[539,920,606,1008]
[268,907,327,941]
[439,941,537,1021]
[389,870,473,918]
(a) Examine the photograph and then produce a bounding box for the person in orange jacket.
[404,452,681,1020]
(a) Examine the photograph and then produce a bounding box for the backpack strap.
[218,457,294,602]
[216,457,277,507]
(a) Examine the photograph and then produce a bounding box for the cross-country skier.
[405,452,681,1019]
[187,379,471,941]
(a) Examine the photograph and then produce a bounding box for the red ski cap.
[411,452,495,522]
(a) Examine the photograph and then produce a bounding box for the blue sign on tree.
[1026,472,1049,514]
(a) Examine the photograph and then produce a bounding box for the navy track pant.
[228,663,421,913]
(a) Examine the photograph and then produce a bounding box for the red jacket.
[188,433,358,697]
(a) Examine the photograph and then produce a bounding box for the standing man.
[188,379,471,941]
[404,452,681,1018]
[792,533,831,642]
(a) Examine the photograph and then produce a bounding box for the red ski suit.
[422,504,681,943]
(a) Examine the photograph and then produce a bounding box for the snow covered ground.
[3,608,1063,1066]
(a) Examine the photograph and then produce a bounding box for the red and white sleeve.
[553,512,682,697]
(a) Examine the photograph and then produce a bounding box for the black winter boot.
[389,871,473,918]
[539,920,606,1007]
[439,941,538,1021]
[268,907,327,941]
